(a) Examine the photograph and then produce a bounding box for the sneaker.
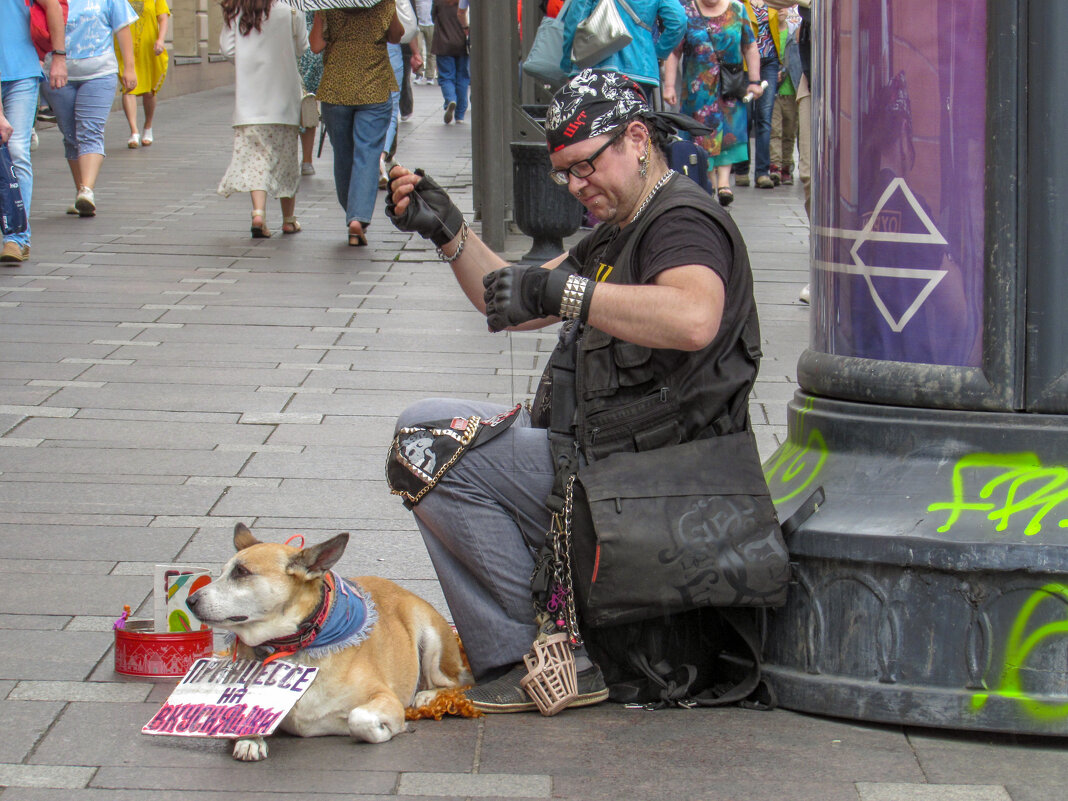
[66,202,79,215]
[75,186,96,216]
[780,167,793,185]
[301,162,315,176]
[466,663,610,714]
[444,100,456,124]
[30,129,39,151]
[37,107,56,123]
[734,173,750,187]
[756,174,775,189]
[799,283,811,304]
[414,75,426,85]
[769,164,781,186]
[400,112,413,123]
[1,241,30,263]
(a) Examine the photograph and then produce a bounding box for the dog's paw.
[348,707,402,743]
[232,736,269,761]
[413,689,444,708]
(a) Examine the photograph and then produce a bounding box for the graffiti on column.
[971,584,1068,720]
[927,453,1068,537]
[764,398,827,505]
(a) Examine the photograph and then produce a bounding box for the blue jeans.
[41,73,118,162]
[753,59,781,178]
[384,43,404,157]
[396,398,554,679]
[1,78,39,248]
[320,100,392,226]
[436,54,470,121]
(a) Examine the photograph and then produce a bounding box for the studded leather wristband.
[558,274,594,322]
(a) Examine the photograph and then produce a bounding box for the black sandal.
[717,188,734,207]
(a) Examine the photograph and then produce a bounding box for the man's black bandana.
[545,69,650,153]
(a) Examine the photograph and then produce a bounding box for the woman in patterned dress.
[217,0,308,237]
[663,0,762,205]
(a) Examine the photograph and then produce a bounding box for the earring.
[638,153,648,179]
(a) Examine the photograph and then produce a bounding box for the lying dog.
[187,523,471,761]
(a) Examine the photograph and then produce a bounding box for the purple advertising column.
[810,0,987,367]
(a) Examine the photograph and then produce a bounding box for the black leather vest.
[570,174,762,462]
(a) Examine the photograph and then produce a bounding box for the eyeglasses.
[548,130,625,186]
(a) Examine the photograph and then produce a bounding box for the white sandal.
[127,133,140,148]
[142,128,154,146]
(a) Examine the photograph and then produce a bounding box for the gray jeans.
[396,398,555,680]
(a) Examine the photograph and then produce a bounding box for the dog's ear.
[287,532,349,579]
[233,522,260,551]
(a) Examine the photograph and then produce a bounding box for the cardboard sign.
[143,657,318,739]
[153,565,213,633]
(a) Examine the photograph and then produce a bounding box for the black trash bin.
[511,105,583,265]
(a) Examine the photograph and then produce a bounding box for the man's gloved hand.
[384,168,465,247]
[483,263,575,332]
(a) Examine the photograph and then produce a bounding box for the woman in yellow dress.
[117,0,170,148]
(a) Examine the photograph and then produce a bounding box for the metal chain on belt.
[547,474,583,647]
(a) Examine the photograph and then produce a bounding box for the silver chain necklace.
[627,170,675,226]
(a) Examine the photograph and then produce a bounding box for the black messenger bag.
[569,430,790,629]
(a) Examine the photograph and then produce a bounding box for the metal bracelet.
[436,221,469,263]
[558,274,590,320]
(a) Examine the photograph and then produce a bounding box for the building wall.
[156,0,233,100]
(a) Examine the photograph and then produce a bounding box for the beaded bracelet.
[436,221,469,263]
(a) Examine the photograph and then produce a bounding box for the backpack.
[30,0,69,61]
[582,605,771,708]
[668,137,713,194]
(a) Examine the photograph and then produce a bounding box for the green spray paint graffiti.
[971,584,1068,720]
[927,453,1068,536]
[763,398,827,505]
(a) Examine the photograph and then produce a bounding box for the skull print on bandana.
[545,70,651,153]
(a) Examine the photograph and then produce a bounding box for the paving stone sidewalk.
[0,84,1063,801]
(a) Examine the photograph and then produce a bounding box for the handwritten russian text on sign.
[143,657,318,739]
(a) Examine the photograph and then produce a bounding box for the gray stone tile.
[907,729,1068,786]
[477,708,924,784]
[0,480,222,516]
[0,559,115,574]
[0,524,191,561]
[0,700,66,761]
[210,479,405,521]
[0,765,95,790]
[398,772,550,798]
[45,384,288,414]
[0,615,68,630]
[0,446,249,478]
[0,573,149,616]
[10,681,153,703]
[0,791,422,801]
[0,630,114,680]
[856,784,1010,801]
[10,418,273,448]
[554,777,860,801]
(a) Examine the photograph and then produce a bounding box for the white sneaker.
[301,162,315,176]
[799,284,811,304]
[30,129,39,151]
[75,186,96,217]
[414,75,426,85]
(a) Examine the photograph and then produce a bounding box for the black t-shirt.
[570,207,733,289]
